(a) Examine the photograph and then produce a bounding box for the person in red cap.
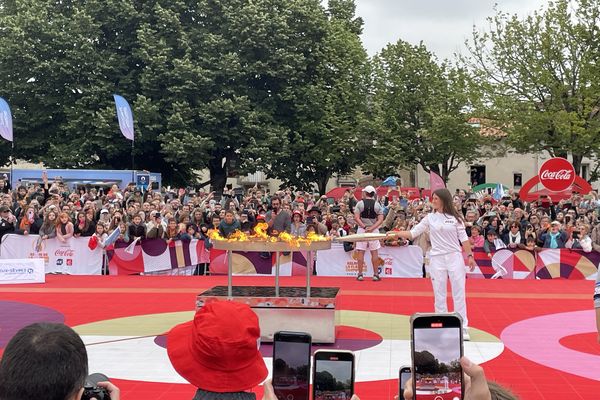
[167,301,270,399]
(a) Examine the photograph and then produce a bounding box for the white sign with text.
[0,258,45,284]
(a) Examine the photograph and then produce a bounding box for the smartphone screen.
[272,332,311,400]
[399,366,411,399]
[412,314,463,400]
[313,350,354,400]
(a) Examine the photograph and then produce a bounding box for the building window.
[581,164,589,180]
[470,165,486,187]
[513,173,522,188]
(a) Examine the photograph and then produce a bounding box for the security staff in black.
[353,186,384,281]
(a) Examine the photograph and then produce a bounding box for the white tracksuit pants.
[429,251,468,328]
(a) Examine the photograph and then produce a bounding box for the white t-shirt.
[354,199,383,228]
[410,212,468,256]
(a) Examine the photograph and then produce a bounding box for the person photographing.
[387,188,477,340]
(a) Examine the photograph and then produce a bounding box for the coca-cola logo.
[55,249,75,257]
[539,158,575,192]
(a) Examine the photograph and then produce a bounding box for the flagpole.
[131,138,134,186]
[10,141,13,190]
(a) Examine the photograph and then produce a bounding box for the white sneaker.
[463,329,471,341]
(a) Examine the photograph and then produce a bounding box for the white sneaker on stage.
[463,329,471,341]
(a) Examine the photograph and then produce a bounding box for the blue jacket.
[540,230,568,248]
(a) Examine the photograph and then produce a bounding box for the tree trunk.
[317,172,331,196]
[441,162,450,183]
[428,164,441,174]
[571,154,582,176]
[208,157,228,196]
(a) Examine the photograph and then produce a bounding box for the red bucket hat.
[167,301,267,393]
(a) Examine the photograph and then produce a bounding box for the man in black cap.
[0,205,15,240]
[307,206,328,235]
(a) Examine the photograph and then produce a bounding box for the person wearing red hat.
[167,301,269,399]
[291,210,306,237]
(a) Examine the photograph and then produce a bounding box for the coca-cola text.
[55,249,75,257]
[540,169,572,180]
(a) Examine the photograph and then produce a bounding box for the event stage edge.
[198,240,338,343]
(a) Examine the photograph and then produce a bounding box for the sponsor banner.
[316,244,423,278]
[0,258,45,284]
[0,235,102,275]
[539,157,575,192]
[535,248,600,280]
[466,247,536,279]
[209,248,309,276]
[107,238,210,275]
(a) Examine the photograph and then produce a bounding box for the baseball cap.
[362,185,376,194]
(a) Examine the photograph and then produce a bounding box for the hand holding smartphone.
[399,366,411,400]
[411,313,464,400]
[313,350,354,400]
[272,331,311,400]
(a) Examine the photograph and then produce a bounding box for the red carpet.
[0,275,597,400]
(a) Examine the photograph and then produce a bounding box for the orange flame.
[207,221,330,245]
[208,229,224,240]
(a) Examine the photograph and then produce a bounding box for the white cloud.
[354,0,548,59]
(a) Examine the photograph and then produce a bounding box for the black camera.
[572,231,580,239]
[81,373,111,400]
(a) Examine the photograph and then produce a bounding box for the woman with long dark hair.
[388,188,477,340]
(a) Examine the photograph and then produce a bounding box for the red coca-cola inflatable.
[519,157,592,202]
[539,157,575,192]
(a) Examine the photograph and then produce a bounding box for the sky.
[414,327,461,365]
[354,0,548,59]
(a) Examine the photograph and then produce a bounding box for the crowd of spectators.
[1,174,600,271]
[1,175,600,258]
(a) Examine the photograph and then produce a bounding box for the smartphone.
[411,313,463,400]
[326,197,335,205]
[272,331,311,400]
[399,366,411,400]
[313,350,354,400]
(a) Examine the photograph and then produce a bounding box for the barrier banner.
[316,244,423,278]
[0,234,103,275]
[0,258,45,284]
[466,248,536,279]
[106,238,210,275]
[209,248,309,276]
[535,249,599,280]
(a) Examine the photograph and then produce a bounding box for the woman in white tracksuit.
[391,188,477,340]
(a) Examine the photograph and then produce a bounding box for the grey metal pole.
[227,249,233,298]
[275,251,281,297]
[306,250,313,298]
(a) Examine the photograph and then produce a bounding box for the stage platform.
[0,275,597,400]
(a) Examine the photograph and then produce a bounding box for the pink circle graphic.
[501,310,598,381]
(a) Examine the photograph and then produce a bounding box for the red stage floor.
[0,275,597,400]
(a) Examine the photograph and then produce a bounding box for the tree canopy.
[0,0,372,191]
[363,40,484,183]
[465,0,600,176]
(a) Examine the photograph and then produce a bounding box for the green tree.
[364,40,483,183]
[264,0,372,194]
[465,0,600,176]
[0,0,177,182]
[136,0,337,192]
